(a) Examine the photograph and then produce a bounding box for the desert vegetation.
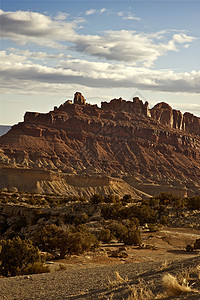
[0,191,200,280]
[107,263,200,299]
[0,237,49,277]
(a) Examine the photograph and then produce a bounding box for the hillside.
[0,92,199,196]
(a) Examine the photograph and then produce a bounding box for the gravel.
[0,256,200,299]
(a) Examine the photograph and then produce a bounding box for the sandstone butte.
[0,92,200,198]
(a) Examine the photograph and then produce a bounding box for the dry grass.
[159,260,170,271]
[162,273,192,296]
[107,263,200,300]
[128,285,155,300]
[108,271,128,288]
[128,264,200,299]
[162,267,200,297]
[127,277,162,300]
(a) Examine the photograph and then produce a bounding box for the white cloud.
[100,8,107,14]
[118,11,140,21]
[0,9,196,67]
[54,12,69,21]
[85,9,96,15]
[1,9,199,100]
[72,30,181,66]
[0,9,76,48]
[85,8,107,15]
[1,51,199,95]
[173,33,196,44]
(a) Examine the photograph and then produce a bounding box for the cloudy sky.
[0,0,200,125]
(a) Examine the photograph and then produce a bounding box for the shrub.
[101,203,122,220]
[186,196,200,210]
[104,194,119,204]
[159,215,168,225]
[129,218,140,229]
[186,244,193,252]
[90,194,104,204]
[74,224,99,252]
[122,194,133,205]
[107,221,141,246]
[12,216,28,232]
[33,224,99,258]
[0,219,8,234]
[0,237,41,277]
[33,224,67,258]
[98,228,113,243]
[194,238,200,250]
[74,213,88,226]
[149,198,160,208]
[122,227,141,246]
[108,221,127,240]
[134,205,157,225]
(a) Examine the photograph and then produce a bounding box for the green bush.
[33,224,99,258]
[0,219,8,234]
[159,215,168,225]
[119,205,157,225]
[121,227,141,246]
[98,228,113,243]
[90,194,104,204]
[133,205,157,225]
[101,203,122,220]
[122,194,133,205]
[104,194,119,204]
[12,216,28,232]
[194,238,200,250]
[74,213,88,226]
[107,221,141,245]
[108,221,127,240]
[186,196,200,210]
[0,237,41,277]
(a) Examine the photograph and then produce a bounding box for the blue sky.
[0,0,200,125]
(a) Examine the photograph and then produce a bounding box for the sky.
[0,0,200,125]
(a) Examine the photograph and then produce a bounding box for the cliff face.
[101,97,151,117]
[151,102,200,135]
[0,92,199,196]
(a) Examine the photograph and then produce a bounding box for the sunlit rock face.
[0,92,199,195]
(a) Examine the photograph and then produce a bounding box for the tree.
[122,194,133,205]
[186,196,200,210]
[104,194,119,204]
[0,237,41,277]
[33,224,99,258]
[33,224,70,258]
[122,227,141,246]
[107,221,141,245]
[90,194,104,204]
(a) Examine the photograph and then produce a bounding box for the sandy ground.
[0,227,200,299]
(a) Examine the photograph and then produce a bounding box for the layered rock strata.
[0,92,199,196]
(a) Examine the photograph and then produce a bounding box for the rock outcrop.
[74,92,86,105]
[151,102,200,135]
[101,97,151,117]
[0,92,199,196]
